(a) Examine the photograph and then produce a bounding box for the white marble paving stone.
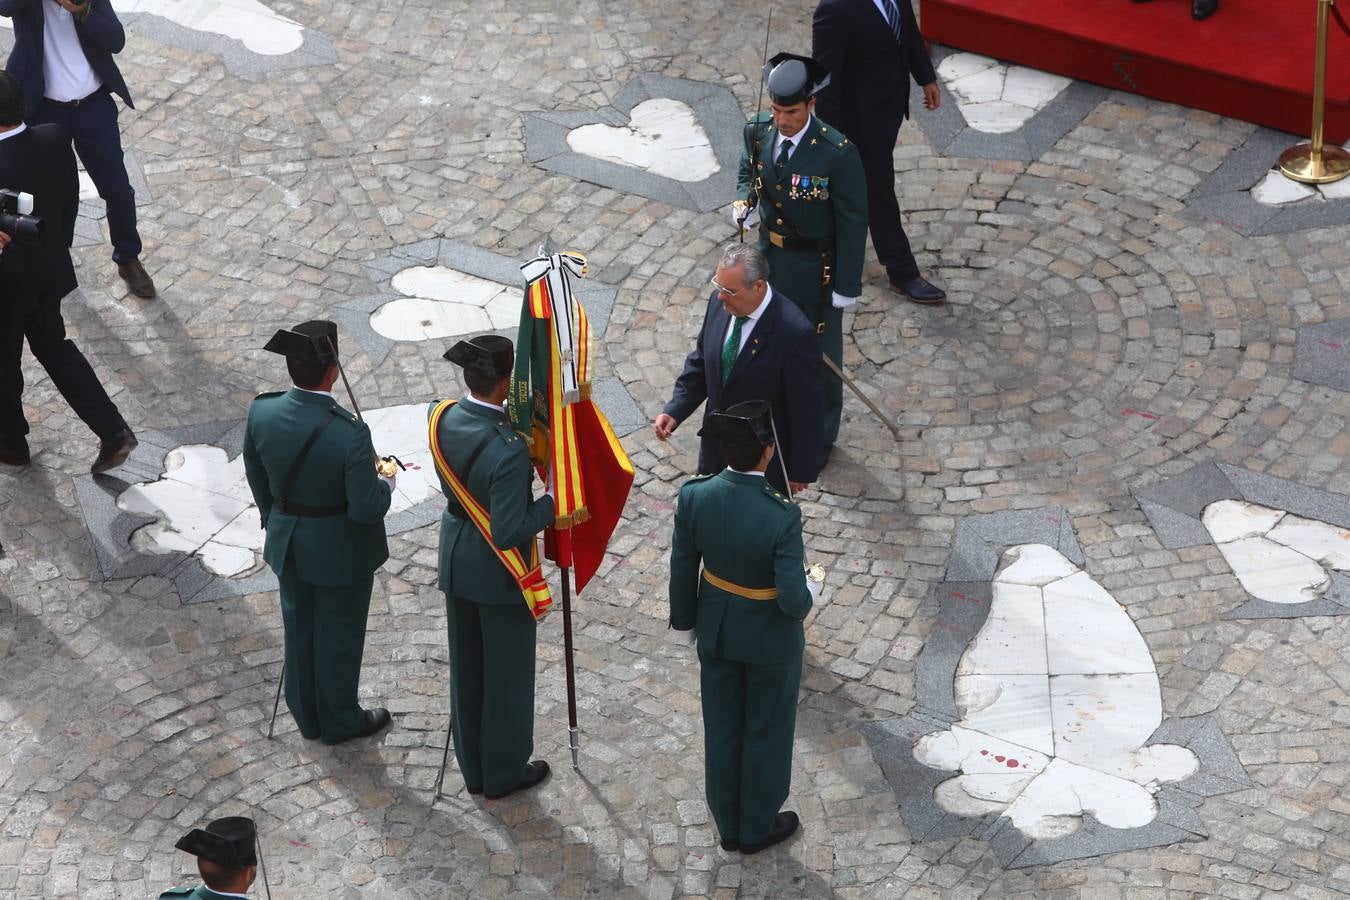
[1267,513,1350,570]
[946,67,1006,106]
[159,446,254,504]
[77,169,99,203]
[119,476,250,557]
[1215,535,1331,603]
[486,290,522,330]
[1049,673,1167,775]
[1003,758,1159,840]
[1000,66,1073,109]
[996,543,1078,587]
[933,774,1034,817]
[196,540,258,578]
[566,98,719,183]
[1043,571,1155,675]
[959,101,1035,134]
[1250,169,1319,206]
[954,674,1055,756]
[369,297,493,342]
[913,724,1050,777]
[956,580,1048,676]
[1201,498,1285,543]
[1317,175,1350,200]
[115,0,305,55]
[387,450,441,513]
[936,51,1001,83]
[365,403,432,459]
[390,266,509,307]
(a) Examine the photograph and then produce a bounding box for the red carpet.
[921,0,1350,142]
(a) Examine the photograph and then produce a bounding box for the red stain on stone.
[994,755,1005,762]
[1316,339,1343,350]
[1121,407,1159,420]
[980,749,989,756]
[1007,759,1020,768]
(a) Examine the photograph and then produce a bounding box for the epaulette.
[815,120,851,149]
[253,390,284,401]
[328,405,360,425]
[494,420,519,443]
[762,482,792,505]
[683,472,718,487]
[749,110,773,126]
[157,888,195,898]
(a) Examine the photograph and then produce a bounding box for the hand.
[923,82,941,111]
[653,413,678,442]
[730,201,759,231]
[0,231,11,253]
[379,472,396,491]
[789,480,810,495]
[831,292,857,310]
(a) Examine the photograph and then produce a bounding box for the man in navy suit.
[0,0,156,298]
[654,243,825,495]
[813,0,945,305]
[0,70,137,472]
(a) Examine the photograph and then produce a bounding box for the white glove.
[731,202,759,231]
[807,579,823,602]
[379,472,396,491]
[831,292,858,310]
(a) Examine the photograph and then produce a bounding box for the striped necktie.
[879,0,904,44]
[721,316,748,384]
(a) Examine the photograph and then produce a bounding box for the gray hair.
[718,243,770,286]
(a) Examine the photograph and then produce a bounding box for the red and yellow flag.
[510,251,634,593]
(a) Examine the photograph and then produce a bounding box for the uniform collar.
[460,395,507,419]
[719,468,768,486]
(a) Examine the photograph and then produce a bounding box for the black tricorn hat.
[443,334,514,379]
[174,816,258,869]
[262,320,338,364]
[764,52,830,107]
[699,399,775,448]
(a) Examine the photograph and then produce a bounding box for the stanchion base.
[1279,144,1350,184]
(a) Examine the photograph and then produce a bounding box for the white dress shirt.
[772,116,813,164]
[723,285,775,357]
[41,0,103,103]
[463,394,506,414]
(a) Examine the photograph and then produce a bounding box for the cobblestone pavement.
[1,1,1349,897]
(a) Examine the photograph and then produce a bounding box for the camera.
[0,189,42,243]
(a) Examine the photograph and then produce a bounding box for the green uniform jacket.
[430,399,556,602]
[242,388,391,586]
[158,886,243,899]
[669,469,812,664]
[736,112,868,306]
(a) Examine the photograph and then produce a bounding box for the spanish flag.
[509,251,634,593]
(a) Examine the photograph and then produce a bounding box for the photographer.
[0,70,135,473]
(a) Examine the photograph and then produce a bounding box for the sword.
[766,407,793,504]
[821,353,902,442]
[737,8,774,241]
[319,335,404,477]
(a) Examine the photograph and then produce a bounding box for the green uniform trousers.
[698,650,803,845]
[445,593,537,795]
[278,560,373,743]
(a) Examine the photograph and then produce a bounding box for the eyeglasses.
[710,277,756,297]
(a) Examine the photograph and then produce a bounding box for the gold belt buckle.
[822,264,832,287]
[816,323,826,334]
[768,231,785,249]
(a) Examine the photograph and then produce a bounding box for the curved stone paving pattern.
[0,1,1346,897]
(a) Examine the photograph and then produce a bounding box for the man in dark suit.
[0,70,136,472]
[0,0,156,298]
[654,243,825,495]
[813,0,946,305]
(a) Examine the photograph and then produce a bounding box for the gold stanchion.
[1281,0,1350,183]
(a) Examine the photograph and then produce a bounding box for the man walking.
[669,400,818,854]
[813,0,946,304]
[0,0,157,297]
[242,320,394,745]
[655,243,824,495]
[429,335,555,800]
[0,70,136,473]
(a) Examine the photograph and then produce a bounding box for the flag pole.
[560,561,580,769]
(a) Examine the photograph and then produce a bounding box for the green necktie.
[721,316,748,384]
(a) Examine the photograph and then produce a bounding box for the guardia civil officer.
[242,320,394,745]
[161,816,258,899]
[669,400,820,854]
[735,53,867,461]
[429,335,555,799]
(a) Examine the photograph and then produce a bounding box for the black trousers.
[851,120,919,281]
[0,291,127,445]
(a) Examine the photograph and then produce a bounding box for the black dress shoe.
[889,274,946,305]
[740,811,800,855]
[1192,0,1217,18]
[720,837,740,852]
[484,760,550,800]
[325,708,392,745]
[91,429,137,474]
[117,258,157,299]
[0,439,30,467]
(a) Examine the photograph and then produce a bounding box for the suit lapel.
[724,294,780,388]
[706,291,730,388]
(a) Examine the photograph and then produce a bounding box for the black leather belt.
[43,90,103,108]
[764,229,832,254]
[277,499,348,518]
